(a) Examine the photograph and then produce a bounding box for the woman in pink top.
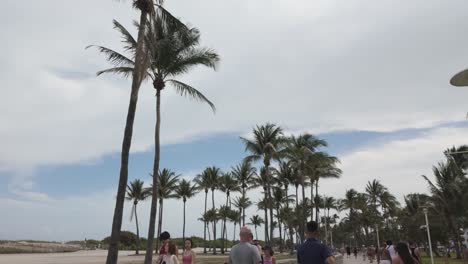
[263,245,276,264]
[182,238,196,264]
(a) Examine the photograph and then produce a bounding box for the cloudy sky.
[1,0,468,241]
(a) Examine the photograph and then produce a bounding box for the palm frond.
[167,79,216,112]
[113,19,137,51]
[165,48,219,76]
[86,45,135,66]
[96,67,135,78]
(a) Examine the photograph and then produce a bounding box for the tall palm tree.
[365,179,385,209]
[194,168,214,254]
[90,9,219,263]
[231,160,256,198]
[205,208,220,252]
[423,160,466,259]
[255,166,275,242]
[219,173,240,254]
[241,123,285,243]
[195,166,221,254]
[90,1,156,262]
[126,179,151,255]
[322,196,337,244]
[272,187,294,252]
[311,154,341,222]
[149,168,179,250]
[175,179,198,241]
[249,215,264,240]
[273,161,295,209]
[231,160,256,225]
[232,196,252,227]
[228,209,242,241]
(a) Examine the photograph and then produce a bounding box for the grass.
[420,256,467,264]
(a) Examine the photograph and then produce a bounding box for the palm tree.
[231,160,256,198]
[175,179,198,241]
[232,196,252,227]
[365,179,385,209]
[126,179,151,255]
[273,161,295,209]
[423,160,466,259]
[272,187,294,252]
[249,215,264,240]
[195,166,221,254]
[228,209,242,241]
[219,173,240,254]
[90,1,155,262]
[312,154,341,222]
[149,169,179,250]
[255,166,274,243]
[90,9,219,263]
[322,196,337,244]
[231,160,256,225]
[194,168,212,254]
[205,208,220,252]
[241,123,285,243]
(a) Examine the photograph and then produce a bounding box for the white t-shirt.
[387,245,397,259]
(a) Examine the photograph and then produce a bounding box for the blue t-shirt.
[297,238,333,264]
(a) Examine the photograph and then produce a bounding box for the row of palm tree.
[91,1,219,263]
[330,146,468,260]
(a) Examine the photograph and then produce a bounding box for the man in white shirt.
[228,226,261,264]
[386,240,397,260]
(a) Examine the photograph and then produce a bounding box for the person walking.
[263,245,276,264]
[346,246,351,258]
[182,238,196,264]
[393,242,419,264]
[362,246,368,261]
[409,242,421,263]
[297,221,335,264]
[353,247,358,259]
[380,243,392,264]
[386,240,397,260]
[228,226,261,264]
[157,232,178,264]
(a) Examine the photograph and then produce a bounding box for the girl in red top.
[182,238,196,264]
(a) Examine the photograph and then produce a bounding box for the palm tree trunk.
[242,191,246,226]
[106,9,147,264]
[134,203,140,255]
[156,199,163,251]
[212,190,217,255]
[315,180,319,223]
[266,165,274,243]
[277,207,283,253]
[233,223,237,241]
[182,200,186,241]
[264,189,269,243]
[255,226,258,240]
[310,180,314,221]
[203,190,208,254]
[144,88,162,264]
[222,193,229,254]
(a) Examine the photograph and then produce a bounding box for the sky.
[1,0,468,241]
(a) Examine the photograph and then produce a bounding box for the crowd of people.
[155,223,426,264]
[340,240,422,264]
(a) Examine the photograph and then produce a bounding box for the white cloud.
[319,126,468,202]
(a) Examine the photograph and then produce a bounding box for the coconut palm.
[231,160,256,198]
[254,166,275,242]
[232,196,252,227]
[423,160,466,259]
[228,209,242,241]
[272,187,294,252]
[219,173,240,254]
[126,179,151,255]
[148,168,179,250]
[175,179,198,241]
[309,153,341,222]
[194,168,215,253]
[195,166,221,254]
[241,123,285,243]
[273,161,295,209]
[249,215,264,240]
[322,196,337,244]
[90,9,219,263]
[205,208,220,252]
[90,1,155,262]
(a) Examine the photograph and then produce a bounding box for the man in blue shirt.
[298,221,336,264]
